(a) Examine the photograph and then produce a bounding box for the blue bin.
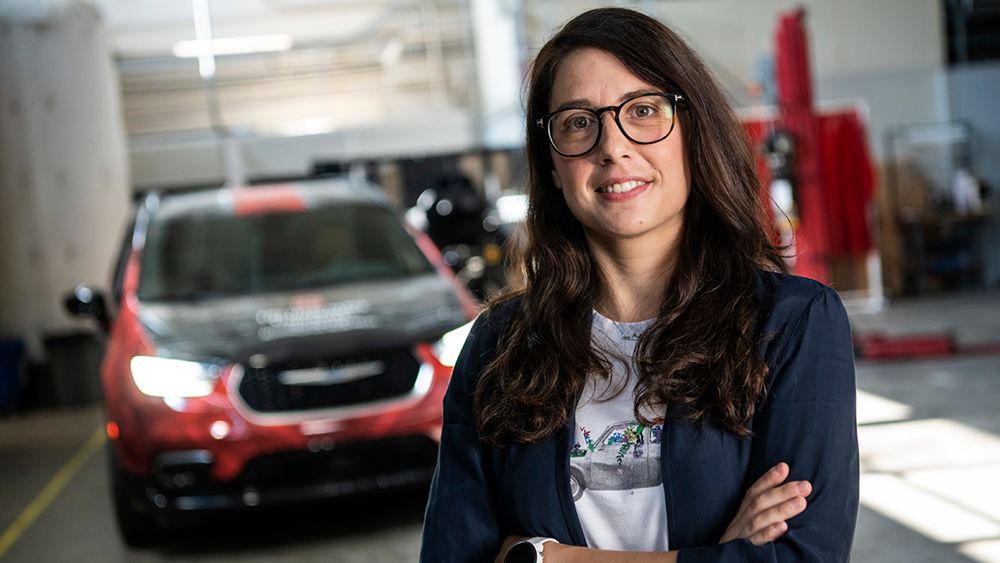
[0,339,25,410]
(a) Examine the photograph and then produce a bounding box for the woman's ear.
[551,170,563,190]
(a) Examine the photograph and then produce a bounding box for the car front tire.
[107,446,158,547]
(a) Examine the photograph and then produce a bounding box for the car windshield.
[138,204,434,301]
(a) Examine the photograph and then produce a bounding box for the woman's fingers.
[748,521,788,546]
[719,462,813,545]
[748,479,812,517]
[745,494,809,544]
[744,462,790,499]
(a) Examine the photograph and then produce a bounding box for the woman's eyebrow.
[620,89,654,101]
[552,98,593,112]
[551,90,660,113]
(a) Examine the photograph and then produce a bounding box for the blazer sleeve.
[680,286,860,562]
[420,312,503,563]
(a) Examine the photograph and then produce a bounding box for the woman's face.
[548,47,690,248]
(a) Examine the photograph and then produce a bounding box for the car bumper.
[126,433,438,513]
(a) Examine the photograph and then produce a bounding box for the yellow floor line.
[0,425,106,559]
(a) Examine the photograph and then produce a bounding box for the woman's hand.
[719,462,812,545]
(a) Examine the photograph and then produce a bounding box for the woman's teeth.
[598,180,644,193]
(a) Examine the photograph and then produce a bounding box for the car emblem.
[278,360,386,386]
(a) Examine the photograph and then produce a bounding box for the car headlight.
[130,356,221,398]
[432,320,475,367]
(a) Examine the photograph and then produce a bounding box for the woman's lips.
[595,180,650,201]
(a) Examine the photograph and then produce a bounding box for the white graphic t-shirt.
[570,310,668,551]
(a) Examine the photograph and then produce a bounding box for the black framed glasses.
[536,92,685,157]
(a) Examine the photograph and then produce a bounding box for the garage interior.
[1,0,999,561]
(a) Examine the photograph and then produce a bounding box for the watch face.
[504,541,539,563]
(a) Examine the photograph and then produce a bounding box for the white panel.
[0,1,131,357]
[471,0,523,148]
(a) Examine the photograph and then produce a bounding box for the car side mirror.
[64,285,111,332]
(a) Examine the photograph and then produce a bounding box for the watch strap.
[504,536,559,563]
[532,537,558,561]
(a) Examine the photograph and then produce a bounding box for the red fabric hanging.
[818,112,875,256]
[742,111,876,258]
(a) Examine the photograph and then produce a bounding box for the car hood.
[135,274,469,365]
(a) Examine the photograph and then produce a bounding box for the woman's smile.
[595,179,650,201]
[594,178,649,194]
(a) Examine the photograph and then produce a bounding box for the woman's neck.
[587,234,677,322]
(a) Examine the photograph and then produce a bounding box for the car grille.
[236,350,421,413]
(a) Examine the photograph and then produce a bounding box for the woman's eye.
[566,114,594,130]
[631,104,656,118]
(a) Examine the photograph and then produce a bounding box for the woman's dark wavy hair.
[474,7,788,446]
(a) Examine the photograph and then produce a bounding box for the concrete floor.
[849,290,1000,563]
[0,290,998,562]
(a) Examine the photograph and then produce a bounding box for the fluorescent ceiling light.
[173,34,294,58]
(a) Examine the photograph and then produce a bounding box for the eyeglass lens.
[547,94,677,156]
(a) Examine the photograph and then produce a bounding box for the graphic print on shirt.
[569,419,664,501]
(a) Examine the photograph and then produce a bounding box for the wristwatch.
[503,537,559,563]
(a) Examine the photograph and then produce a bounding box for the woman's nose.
[595,112,633,163]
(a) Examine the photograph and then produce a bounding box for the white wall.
[673,0,942,83]
[0,1,131,358]
[526,0,944,85]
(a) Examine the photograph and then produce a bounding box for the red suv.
[66,178,476,545]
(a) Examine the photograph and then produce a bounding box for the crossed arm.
[495,461,812,563]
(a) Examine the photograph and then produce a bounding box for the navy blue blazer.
[421,272,859,562]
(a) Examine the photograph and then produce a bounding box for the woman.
[422,7,858,563]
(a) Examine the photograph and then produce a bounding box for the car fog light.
[210,420,230,439]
